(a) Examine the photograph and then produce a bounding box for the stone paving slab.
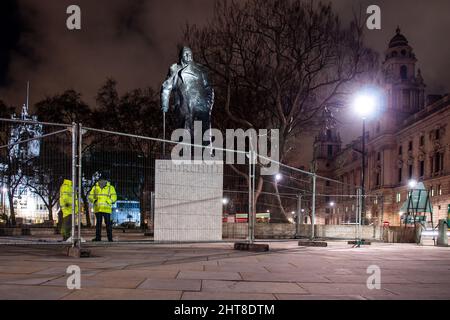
[406,274,450,284]
[0,275,62,286]
[298,283,396,297]
[201,280,308,294]
[62,288,182,300]
[0,284,71,300]
[204,265,269,273]
[323,275,414,284]
[261,265,304,273]
[137,278,202,291]
[275,294,366,300]
[181,292,277,300]
[0,242,449,300]
[0,265,49,274]
[93,269,179,280]
[42,276,145,289]
[33,266,101,277]
[240,272,331,283]
[177,271,242,281]
[382,284,450,298]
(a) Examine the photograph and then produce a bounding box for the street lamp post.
[361,118,366,226]
[353,92,377,227]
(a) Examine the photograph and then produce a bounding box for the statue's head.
[180,47,193,66]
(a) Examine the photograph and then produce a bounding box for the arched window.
[400,65,408,79]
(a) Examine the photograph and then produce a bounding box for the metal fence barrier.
[0,118,73,244]
[1,117,384,248]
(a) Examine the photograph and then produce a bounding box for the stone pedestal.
[154,160,223,242]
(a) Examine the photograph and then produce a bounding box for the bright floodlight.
[353,93,376,119]
[275,173,282,182]
[329,201,335,207]
[222,198,229,205]
[408,179,417,189]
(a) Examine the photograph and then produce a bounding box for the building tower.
[373,27,426,137]
[312,127,341,176]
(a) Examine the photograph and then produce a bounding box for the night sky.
[1,0,450,150]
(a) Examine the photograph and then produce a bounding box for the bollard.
[436,219,448,247]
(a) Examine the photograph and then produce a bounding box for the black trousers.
[95,212,113,241]
[61,214,72,241]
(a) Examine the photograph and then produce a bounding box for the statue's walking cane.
[163,111,166,157]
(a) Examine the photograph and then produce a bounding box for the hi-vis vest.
[59,179,79,218]
[88,182,117,214]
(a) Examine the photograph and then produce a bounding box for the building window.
[420,135,425,146]
[398,146,403,155]
[435,129,440,140]
[431,187,435,197]
[408,141,413,151]
[400,65,408,80]
[402,90,410,110]
[438,185,442,196]
[433,153,444,173]
[419,160,425,178]
[408,165,413,179]
[396,193,401,203]
[377,152,381,161]
[327,145,333,158]
[398,167,402,183]
[326,129,332,139]
[376,172,380,186]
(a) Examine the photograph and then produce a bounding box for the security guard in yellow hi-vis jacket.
[89,179,117,242]
[59,179,78,241]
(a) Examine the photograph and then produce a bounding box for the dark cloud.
[0,0,449,151]
[0,0,26,86]
[0,0,214,108]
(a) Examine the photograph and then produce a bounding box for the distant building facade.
[313,28,450,227]
[0,104,49,224]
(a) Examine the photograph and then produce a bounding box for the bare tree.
[26,145,68,223]
[0,118,35,226]
[185,0,377,222]
[94,79,177,228]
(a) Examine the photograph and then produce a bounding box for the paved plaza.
[0,241,449,300]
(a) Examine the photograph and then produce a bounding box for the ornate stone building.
[313,28,450,226]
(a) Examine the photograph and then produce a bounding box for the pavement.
[0,240,449,300]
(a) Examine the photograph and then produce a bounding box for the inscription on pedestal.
[154,160,223,241]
